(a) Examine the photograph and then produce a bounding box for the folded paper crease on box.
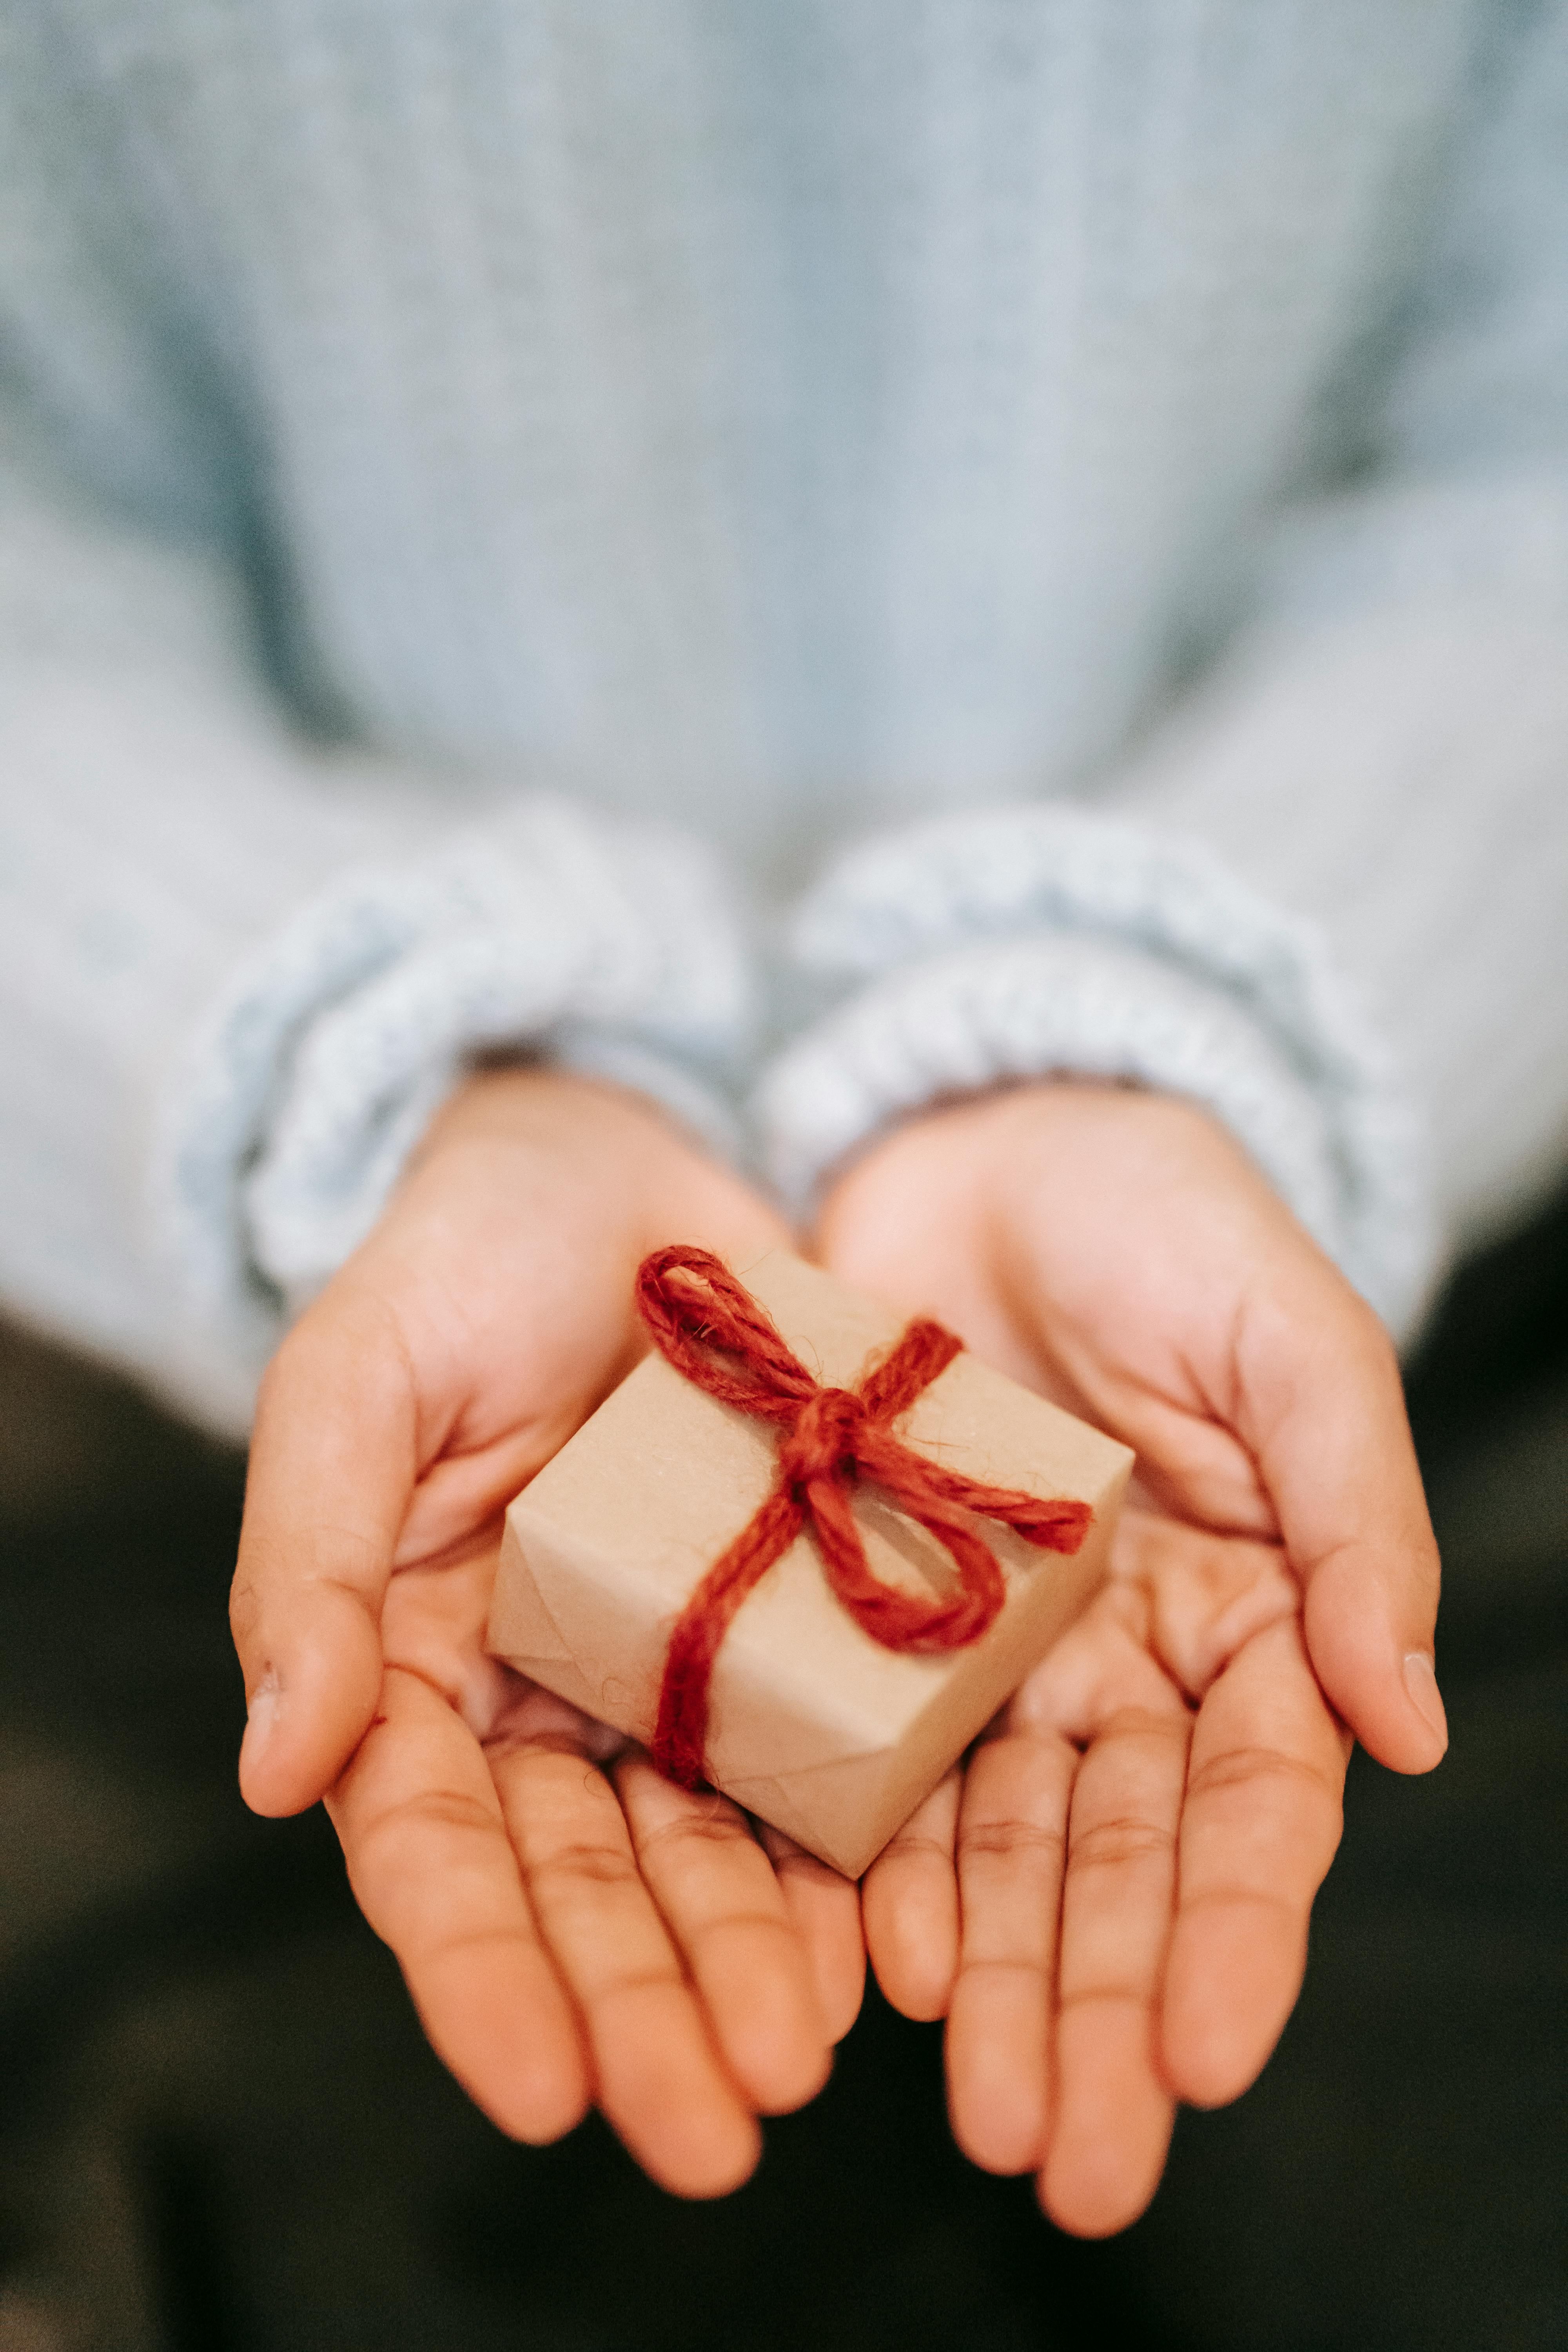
[487,1250,1132,1877]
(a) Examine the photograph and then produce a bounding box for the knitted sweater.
[3,0,1566,1434]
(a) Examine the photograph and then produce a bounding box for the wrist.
[819,1074,1176,1233]
[405,1063,791,1270]
[814,1077,1283,1339]
[411,1061,685,1167]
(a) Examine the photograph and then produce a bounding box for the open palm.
[818,1080,1446,2236]
[230,1069,863,2198]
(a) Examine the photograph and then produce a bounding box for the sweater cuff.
[152,797,751,1403]
[755,807,1437,1338]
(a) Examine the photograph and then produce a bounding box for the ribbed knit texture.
[2,2,1566,1425]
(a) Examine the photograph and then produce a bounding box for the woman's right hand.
[230,1067,864,2197]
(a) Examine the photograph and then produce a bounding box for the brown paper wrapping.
[486,1251,1132,1878]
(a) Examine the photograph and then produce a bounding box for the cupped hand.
[816,1080,1445,2236]
[231,1067,864,2197]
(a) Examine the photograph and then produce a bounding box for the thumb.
[232,1293,417,1816]
[1242,1278,1446,1775]
[1303,1541,1446,1775]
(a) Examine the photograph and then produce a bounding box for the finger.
[945,1731,1076,2178]
[491,1735,761,2199]
[755,1823,866,2045]
[234,1290,417,1816]
[1161,1613,1348,2108]
[861,1770,963,2021]
[614,1754,834,2115]
[327,1664,589,2144]
[1038,1705,1188,2239]
[1239,1275,1446,1775]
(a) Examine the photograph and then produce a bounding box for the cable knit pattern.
[757,809,1431,1329]
[2,1,1567,1419]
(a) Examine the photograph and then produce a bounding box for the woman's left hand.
[816,1079,1446,2236]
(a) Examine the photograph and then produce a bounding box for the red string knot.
[634,1246,1095,1793]
[777,1386,866,1494]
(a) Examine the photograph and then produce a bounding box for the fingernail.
[240,1675,279,1779]
[1401,1652,1448,1755]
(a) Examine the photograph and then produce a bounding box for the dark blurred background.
[1,1200,1565,2352]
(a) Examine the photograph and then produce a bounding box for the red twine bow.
[635,1246,1094,1789]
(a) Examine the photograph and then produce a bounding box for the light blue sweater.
[3,0,1567,1430]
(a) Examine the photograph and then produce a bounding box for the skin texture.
[819,1080,1445,2236]
[232,1066,1445,2226]
[232,1069,864,2199]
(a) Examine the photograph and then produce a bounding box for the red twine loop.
[635,1246,1094,1789]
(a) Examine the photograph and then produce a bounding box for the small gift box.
[487,1249,1132,1878]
